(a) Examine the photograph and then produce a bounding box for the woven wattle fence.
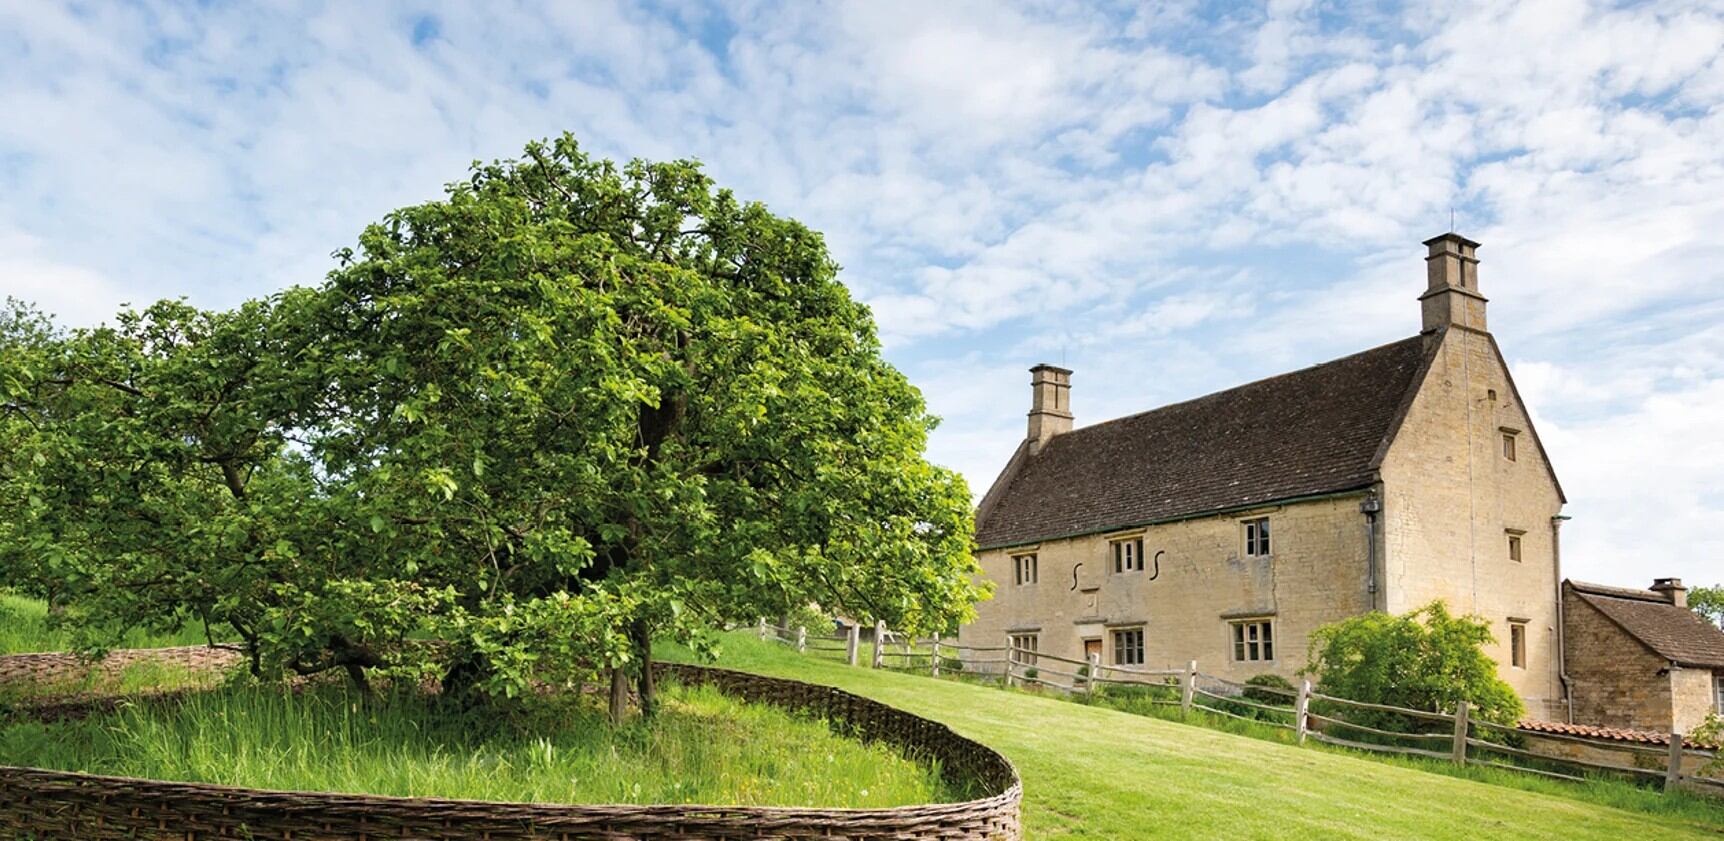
[0,651,1021,840]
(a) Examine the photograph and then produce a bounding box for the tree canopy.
[1688,584,1723,629]
[0,135,985,711]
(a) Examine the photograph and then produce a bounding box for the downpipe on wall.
[1361,492,1382,609]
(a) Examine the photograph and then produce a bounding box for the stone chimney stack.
[1420,233,1487,333]
[1027,364,1072,454]
[1650,577,1688,608]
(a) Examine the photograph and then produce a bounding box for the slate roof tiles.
[975,335,1434,549]
[1568,580,1724,670]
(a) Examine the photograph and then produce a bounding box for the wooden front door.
[1084,638,1102,664]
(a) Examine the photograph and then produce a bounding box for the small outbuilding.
[1562,578,1724,734]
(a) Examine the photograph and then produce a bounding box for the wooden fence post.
[845,623,860,666]
[931,634,942,677]
[872,620,886,669]
[1451,701,1470,765]
[1666,731,1685,790]
[1085,652,1100,696]
[1295,679,1312,745]
[1005,638,1017,687]
[795,625,806,653]
[757,618,767,640]
[1181,660,1196,714]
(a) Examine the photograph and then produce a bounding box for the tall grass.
[0,592,213,655]
[0,679,958,808]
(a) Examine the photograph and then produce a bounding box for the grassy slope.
[0,680,952,809]
[674,634,1723,840]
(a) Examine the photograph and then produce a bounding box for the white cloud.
[1,0,1722,591]
[0,229,131,326]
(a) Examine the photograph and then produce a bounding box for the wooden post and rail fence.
[756,618,1722,797]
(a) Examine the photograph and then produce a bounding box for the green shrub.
[1242,674,1296,706]
[1303,601,1522,742]
[1086,680,1180,714]
[782,604,833,638]
[1199,675,1295,724]
[1693,712,1722,776]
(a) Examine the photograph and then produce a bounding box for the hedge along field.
[0,678,958,808]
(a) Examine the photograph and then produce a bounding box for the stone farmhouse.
[959,233,1573,718]
[1561,578,1724,734]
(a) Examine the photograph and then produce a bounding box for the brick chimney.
[1027,364,1072,454]
[1650,578,1688,608]
[1420,233,1487,333]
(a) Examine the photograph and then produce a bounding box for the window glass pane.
[1262,639,1274,661]
[1243,518,1271,556]
[1112,629,1144,665]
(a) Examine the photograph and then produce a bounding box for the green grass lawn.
[671,632,1724,840]
[0,678,955,808]
[0,592,213,655]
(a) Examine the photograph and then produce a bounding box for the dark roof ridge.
[1047,334,1429,445]
[1567,580,1664,602]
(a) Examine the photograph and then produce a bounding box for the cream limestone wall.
[1377,327,1566,719]
[1562,591,1674,729]
[1672,668,1719,733]
[959,494,1376,684]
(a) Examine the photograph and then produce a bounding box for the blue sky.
[2,1,1722,588]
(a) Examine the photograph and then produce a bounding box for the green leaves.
[1303,601,1524,728]
[0,134,984,705]
[1690,585,1724,629]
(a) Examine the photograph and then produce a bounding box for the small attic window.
[1500,428,1519,461]
[1242,517,1271,557]
[1012,553,1038,586]
[1111,536,1144,573]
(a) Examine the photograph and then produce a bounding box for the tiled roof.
[975,335,1434,549]
[1517,719,1719,751]
[1569,580,1724,669]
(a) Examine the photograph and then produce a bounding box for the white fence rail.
[756,618,1722,797]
